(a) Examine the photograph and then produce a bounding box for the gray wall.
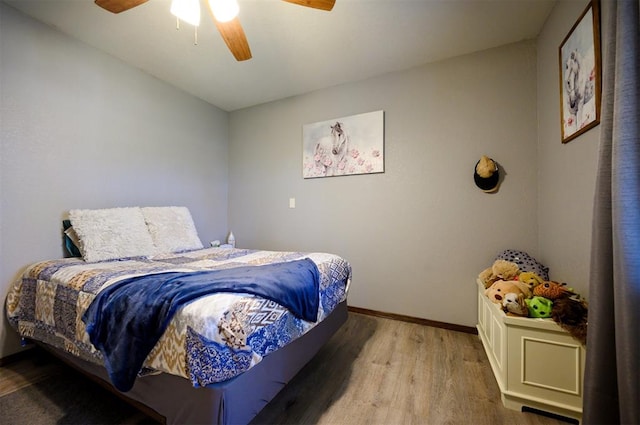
[0,0,604,358]
[0,3,230,357]
[536,1,601,298]
[228,41,539,327]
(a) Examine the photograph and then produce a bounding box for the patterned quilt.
[5,248,351,388]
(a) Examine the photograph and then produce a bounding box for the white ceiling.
[6,0,556,111]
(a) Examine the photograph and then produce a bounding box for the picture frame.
[559,0,601,143]
[302,110,384,178]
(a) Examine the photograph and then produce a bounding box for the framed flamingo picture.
[559,0,601,143]
[302,110,384,178]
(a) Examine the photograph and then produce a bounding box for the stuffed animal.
[552,297,588,345]
[502,292,529,317]
[478,267,494,288]
[494,249,550,280]
[518,271,544,290]
[493,260,520,281]
[525,296,553,318]
[478,260,520,288]
[485,279,532,304]
[533,281,575,300]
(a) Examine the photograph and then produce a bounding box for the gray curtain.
[584,1,640,424]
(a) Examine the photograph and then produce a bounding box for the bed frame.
[42,300,348,425]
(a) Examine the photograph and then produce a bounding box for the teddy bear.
[502,292,529,317]
[533,281,575,300]
[525,296,553,318]
[485,279,532,304]
[518,271,544,290]
[478,259,520,288]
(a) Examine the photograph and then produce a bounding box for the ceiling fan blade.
[94,0,148,14]
[282,0,335,11]
[213,17,252,61]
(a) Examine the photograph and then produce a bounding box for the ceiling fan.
[94,0,336,61]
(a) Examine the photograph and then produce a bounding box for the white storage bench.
[476,280,585,423]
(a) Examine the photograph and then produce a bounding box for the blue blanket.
[82,258,319,392]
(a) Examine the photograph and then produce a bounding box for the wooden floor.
[1,312,572,425]
[0,349,67,398]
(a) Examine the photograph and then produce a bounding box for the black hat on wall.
[474,155,500,193]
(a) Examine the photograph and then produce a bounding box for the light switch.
[289,198,296,208]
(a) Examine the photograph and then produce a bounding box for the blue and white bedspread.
[6,248,351,389]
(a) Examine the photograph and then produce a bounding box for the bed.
[5,207,351,424]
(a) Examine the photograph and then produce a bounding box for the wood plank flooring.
[1,312,572,424]
[251,312,572,425]
[0,349,67,398]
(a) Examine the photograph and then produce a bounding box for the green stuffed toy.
[525,296,553,318]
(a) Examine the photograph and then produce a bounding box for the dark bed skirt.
[43,300,348,425]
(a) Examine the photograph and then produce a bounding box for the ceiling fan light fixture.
[208,0,239,23]
[170,0,201,26]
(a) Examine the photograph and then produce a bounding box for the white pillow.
[141,206,204,253]
[69,207,157,262]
